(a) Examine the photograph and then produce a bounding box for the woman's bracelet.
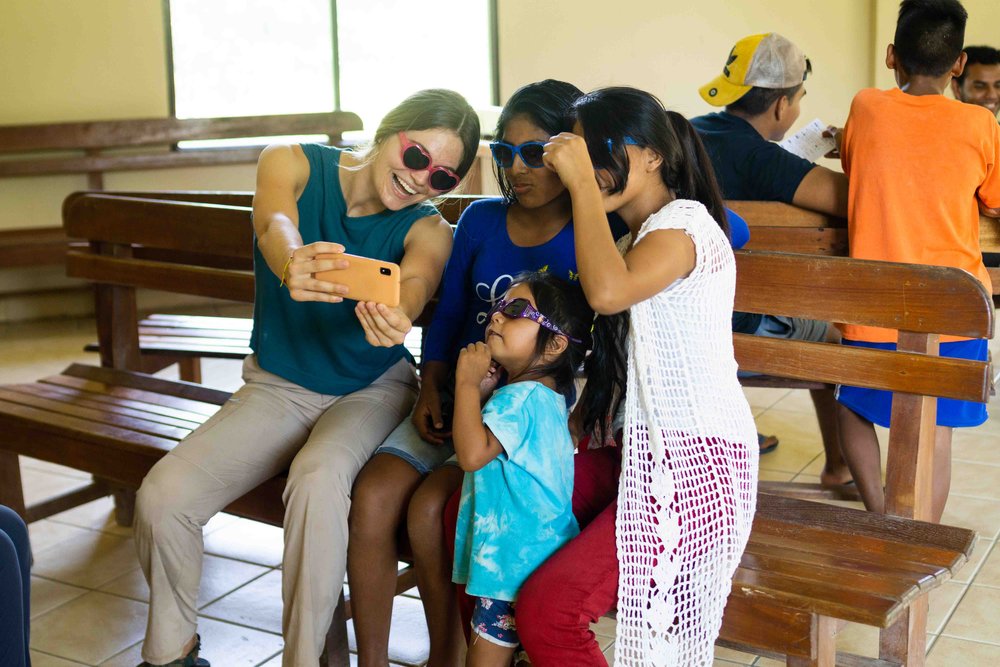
[279,254,293,288]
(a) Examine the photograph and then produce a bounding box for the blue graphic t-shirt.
[423,198,627,366]
[452,382,580,601]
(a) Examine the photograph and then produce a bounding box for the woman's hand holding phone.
[283,242,351,303]
[355,302,412,347]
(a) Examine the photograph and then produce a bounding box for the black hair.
[506,271,593,402]
[372,89,481,177]
[494,79,584,204]
[726,84,802,117]
[571,87,731,441]
[571,87,730,234]
[579,309,630,445]
[894,0,967,77]
[957,45,1000,85]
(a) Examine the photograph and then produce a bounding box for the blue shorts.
[471,597,518,648]
[835,338,989,428]
[375,413,459,475]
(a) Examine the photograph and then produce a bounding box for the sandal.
[757,432,779,455]
[138,635,210,667]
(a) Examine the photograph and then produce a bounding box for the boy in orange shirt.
[838,0,1000,521]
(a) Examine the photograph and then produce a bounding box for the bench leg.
[178,358,202,384]
[323,589,350,667]
[787,615,836,667]
[0,451,27,519]
[112,486,136,527]
[880,595,928,667]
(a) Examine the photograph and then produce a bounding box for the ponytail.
[663,110,730,239]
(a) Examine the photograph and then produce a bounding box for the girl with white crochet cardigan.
[514,87,758,666]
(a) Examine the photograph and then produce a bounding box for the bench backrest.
[64,191,994,519]
[0,113,362,182]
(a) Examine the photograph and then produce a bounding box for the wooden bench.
[728,199,1000,296]
[0,193,988,665]
[718,249,992,665]
[0,112,362,314]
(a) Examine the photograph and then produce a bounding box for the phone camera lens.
[380,267,391,276]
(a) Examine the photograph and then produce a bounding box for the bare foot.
[820,466,853,487]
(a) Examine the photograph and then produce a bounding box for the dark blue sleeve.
[422,203,484,364]
[744,142,816,204]
[725,207,750,249]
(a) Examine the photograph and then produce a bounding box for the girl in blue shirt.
[451,272,592,663]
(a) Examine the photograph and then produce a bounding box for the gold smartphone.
[313,253,401,307]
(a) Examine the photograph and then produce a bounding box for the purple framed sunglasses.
[488,297,582,343]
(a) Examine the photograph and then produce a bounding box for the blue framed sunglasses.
[489,141,547,169]
[605,136,639,152]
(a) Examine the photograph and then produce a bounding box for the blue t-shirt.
[452,382,580,601]
[423,198,627,366]
[249,144,437,395]
[692,112,814,333]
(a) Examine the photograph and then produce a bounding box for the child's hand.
[456,342,495,392]
[543,132,598,193]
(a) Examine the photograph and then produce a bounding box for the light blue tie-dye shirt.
[452,381,579,601]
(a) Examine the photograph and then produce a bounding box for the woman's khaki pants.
[134,355,417,666]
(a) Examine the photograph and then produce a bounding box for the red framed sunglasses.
[398,132,461,192]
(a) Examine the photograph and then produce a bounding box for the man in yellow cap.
[691,33,852,486]
[691,33,847,215]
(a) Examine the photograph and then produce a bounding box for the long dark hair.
[506,271,592,402]
[372,88,481,177]
[573,87,731,441]
[571,86,730,236]
[494,79,583,204]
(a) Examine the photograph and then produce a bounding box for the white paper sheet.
[778,118,836,162]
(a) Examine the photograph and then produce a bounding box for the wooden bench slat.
[143,314,254,330]
[739,545,936,593]
[744,227,847,255]
[66,252,255,302]
[0,398,180,453]
[730,567,903,627]
[0,112,362,153]
[757,494,977,555]
[735,335,990,403]
[17,378,207,429]
[39,376,219,424]
[62,363,231,405]
[735,250,994,337]
[750,520,964,573]
[64,195,252,256]
[0,386,194,441]
[736,550,922,600]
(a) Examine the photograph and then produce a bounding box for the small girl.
[451,271,592,666]
[522,87,758,666]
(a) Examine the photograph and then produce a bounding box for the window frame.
[162,0,500,121]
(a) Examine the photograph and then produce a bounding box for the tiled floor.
[4,316,1000,665]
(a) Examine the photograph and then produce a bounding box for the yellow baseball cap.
[699,33,811,107]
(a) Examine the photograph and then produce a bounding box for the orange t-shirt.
[841,87,1000,343]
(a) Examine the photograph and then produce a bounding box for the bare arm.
[452,343,505,472]
[791,165,849,218]
[252,144,350,302]
[543,132,696,315]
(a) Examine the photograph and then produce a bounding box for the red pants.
[443,446,621,665]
